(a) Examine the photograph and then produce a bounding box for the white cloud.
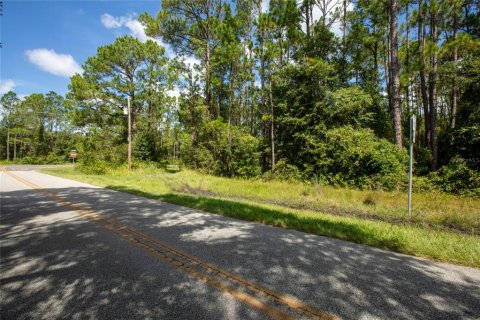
[101,13,122,28]
[0,79,16,94]
[25,49,82,78]
[101,13,175,57]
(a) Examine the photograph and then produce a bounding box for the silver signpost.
[408,115,416,215]
[124,97,132,171]
[128,96,132,171]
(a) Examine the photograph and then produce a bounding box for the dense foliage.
[1,0,479,194]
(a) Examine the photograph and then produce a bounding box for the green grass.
[42,166,480,267]
[0,160,22,165]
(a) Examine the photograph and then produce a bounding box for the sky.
[0,0,349,99]
[0,0,164,98]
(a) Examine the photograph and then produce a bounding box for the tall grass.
[108,168,479,233]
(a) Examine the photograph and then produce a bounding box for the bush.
[79,160,111,175]
[16,154,67,164]
[181,119,260,178]
[20,156,35,164]
[323,86,374,128]
[413,146,432,176]
[429,157,480,197]
[267,159,303,181]
[312,126,408,190]
[44,153,68,164]
[78,149,118,175]
[134,130,158,162]
[410,176,437,193]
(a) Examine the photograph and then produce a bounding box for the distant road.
[1,166,479,319]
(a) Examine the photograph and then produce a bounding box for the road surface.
[1,166,479,319]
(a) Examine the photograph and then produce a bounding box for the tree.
[0,91,20,160]
[427,0,439,170]
[389,0,402,149]
[140,0,226,116]
[68,36,174,162]
[21,94,50,156]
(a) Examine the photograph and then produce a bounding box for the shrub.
[312,126,408,190]
[182,119,260,178]
[269,159,303,181]
[78,149,118,175]
[410,176,437,193]
[413,146,433,176]
[323,86,374,128]
[44,153,68,164]
[79,160,111,175]
[20,156,35,164]
[429,157,480,197]
[134,130,158,162]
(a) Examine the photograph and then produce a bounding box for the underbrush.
[45,166,479,234]
[0,154,69,165]
[52,161,480,234]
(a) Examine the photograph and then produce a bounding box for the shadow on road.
[1,185,479,319]
[0,188,259,320]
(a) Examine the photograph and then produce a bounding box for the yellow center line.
[3,168,341,320]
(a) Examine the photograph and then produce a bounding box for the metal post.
[128,96,132,171]
[408,115,415,215]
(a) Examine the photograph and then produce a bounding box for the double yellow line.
[1,167,340,320]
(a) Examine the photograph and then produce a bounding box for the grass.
[42,166,480,267]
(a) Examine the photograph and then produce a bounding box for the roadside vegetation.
[43,166,480,268]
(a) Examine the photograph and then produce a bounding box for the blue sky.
[1,0,163,97]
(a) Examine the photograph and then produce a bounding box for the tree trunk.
[249,40,256,135]
[451,12,458,129]
[418,0,430,147]
[259,22,266,135]
[389,0,402,149]
[343,0,347,47]
[305,0,310,40]
[205,41,212,116]
[269,75,275,169]
[6,129,10,161]
[429,3,438,170]
[13,131,17,161]
[405,0,411,115]
[373,26,379,87]
[228,63,234,145]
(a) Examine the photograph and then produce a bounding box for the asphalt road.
[1,167,479,319]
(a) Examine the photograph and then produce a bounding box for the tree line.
[1,0,479,193]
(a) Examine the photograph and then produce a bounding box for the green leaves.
[68,36,172,134]
[324,86,374,128]
[313,126,408,190]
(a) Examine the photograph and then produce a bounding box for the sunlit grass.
[42,167,480,267]
[117,168,479,233]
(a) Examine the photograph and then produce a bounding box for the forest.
[1,0,479,196]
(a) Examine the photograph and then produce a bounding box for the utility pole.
[127,96,132,171]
